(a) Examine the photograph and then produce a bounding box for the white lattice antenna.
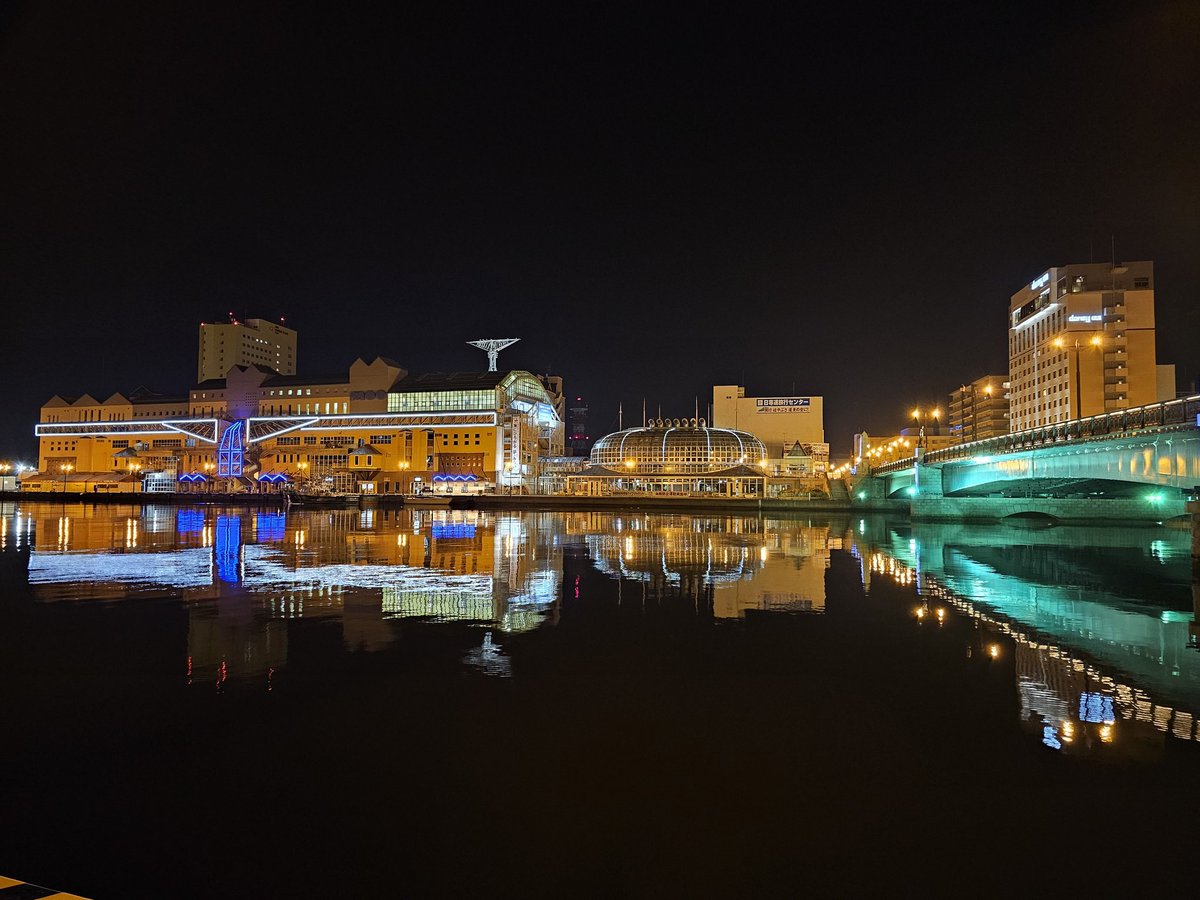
[467,338,520,372]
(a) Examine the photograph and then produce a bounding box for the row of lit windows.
[440,431,488,447]
[262,402,347,415]
[387,390,494,413]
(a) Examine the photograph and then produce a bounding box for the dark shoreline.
[0,490,902,515]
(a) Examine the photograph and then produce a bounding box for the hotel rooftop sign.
[755,398,812,413]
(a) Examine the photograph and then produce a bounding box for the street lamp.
[60,462,73,493]
[910,407,941,449]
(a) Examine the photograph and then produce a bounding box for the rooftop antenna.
[466,338,520,372]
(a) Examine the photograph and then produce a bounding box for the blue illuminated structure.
[176,509,205,535]
[433,473,478,483]
[255,513,287,542]
[1079,692,1116,724]
[217,420,245,478]
[432,522,477,540]
[214,515,242,583]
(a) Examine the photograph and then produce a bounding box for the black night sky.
[2,1,1198,461]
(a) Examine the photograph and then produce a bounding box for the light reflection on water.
[849,517,1199,754]
[2,502,1197,757]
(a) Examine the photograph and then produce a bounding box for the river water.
[2,502,1199,896]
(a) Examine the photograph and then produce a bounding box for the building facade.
[1007,262,1175,432]
[712,386,827,474]
[947,375,1010,443]
[567,419,767,496]
[29,358,564,496]
[198,317,298,382]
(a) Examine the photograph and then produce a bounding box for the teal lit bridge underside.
[859,396,1200,520]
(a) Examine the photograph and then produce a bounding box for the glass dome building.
[567,418,768,496]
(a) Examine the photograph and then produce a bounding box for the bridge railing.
[870,393,1200,475]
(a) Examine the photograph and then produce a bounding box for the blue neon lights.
[432,523,477,539]
[1078,692,1116,724]
[176,509,205,535]
[217,420,245,478]
[214,515,241,583]
[255,513,287,542]
[432,473,478,482]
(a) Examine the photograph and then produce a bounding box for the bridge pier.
[914,453,943,498]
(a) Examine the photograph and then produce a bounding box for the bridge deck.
[873,393,1200,476]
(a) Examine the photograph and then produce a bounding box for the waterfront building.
[537,455,589,495]
[1008,262,1176,432]
[712,385,827,474]
[28,357,563,495]
[947,376,1010,444]
[567,418,767,496]
[198,317,298,382]
[536,374,567,432]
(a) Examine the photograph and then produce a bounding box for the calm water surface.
[2,502,1199,896]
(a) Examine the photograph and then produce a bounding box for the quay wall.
[2,490,1190,530]
[0,491,286,508]
[910,495,1186,523]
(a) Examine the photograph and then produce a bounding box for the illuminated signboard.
[1030,272,1050,290]
[755,398,812,414]
[1067,314,1103,323]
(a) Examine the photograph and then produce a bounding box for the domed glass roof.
[590,423,767,474]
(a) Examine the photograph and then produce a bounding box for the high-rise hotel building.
[1007,261,1175,432]
[947,374,1009,443]
[198,318,298,382]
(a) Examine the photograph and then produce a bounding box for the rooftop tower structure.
[467,338,520,372]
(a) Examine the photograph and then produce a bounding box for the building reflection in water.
[16,504,562,688]
[572,512,834,618]
[850,517,1200,754]
[10,499,1200,758]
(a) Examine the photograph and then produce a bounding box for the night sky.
[2,1,1198,462]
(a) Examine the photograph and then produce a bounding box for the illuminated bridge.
[861,394,1200,521]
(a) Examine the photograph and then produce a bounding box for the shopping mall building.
[567,418,768,497]
[27,356,564,495]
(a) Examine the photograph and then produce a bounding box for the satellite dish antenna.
[467,338,520,372]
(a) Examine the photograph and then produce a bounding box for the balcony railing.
[871,393,1200,473]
